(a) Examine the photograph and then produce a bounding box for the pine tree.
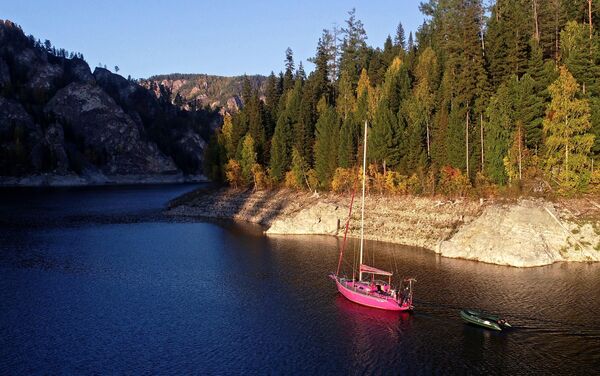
[336,68,356,121]
[394,22,406,52]
[560,20,600,157]
[369,98,399,168]
[283,47,295,92]
[404,47,438,167]
[314,100,340,188]
[338,112,358,168]
[525,40,557,151]
[339,8,368,87]
[382,35,395,67]
[486,0,532,86]
[543,66,595,191]
[264,72,281,139]
[269,111,293,182]
[309,31,332,102]
[246,90,266,163]
[485,81,515,184]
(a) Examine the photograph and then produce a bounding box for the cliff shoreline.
[166,188,600,268]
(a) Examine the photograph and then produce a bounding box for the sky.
[2,1,426,79]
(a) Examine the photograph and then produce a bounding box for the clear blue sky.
[2,1,425,79]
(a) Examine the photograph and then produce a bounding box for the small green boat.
[460,309,511,331]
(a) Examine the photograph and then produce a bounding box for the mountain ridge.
[0,19,221,185]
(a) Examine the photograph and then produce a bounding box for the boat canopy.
[359,264,393,276]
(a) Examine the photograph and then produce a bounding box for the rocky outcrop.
[45,82,177,175]
[65,58,95,84]
[0,19,219,183]
[141,74,267,113]
[167,188,600,268]
[436,200,600,267]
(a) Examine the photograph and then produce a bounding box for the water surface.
[1,185,599,374]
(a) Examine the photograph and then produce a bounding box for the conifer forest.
[204,1,600,196]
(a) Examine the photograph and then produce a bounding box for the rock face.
[168,188,600,268]
[436,200,600,267]
[0,19,219,184]
[45,82,177,175]
[267,202,342,235]
[141,74,267,113]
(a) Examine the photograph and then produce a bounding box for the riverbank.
[0,173,208,187]
[166,188,600,267]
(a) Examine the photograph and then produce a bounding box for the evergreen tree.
[338,113,358,168]
[339,8,369,87]
[264,72,281,138]
[560,20,600,156]
[407,32,414,51]
[543,66,595,190]
[309,31,332,102]
[269,110,293,182]
[525,40,558,150]
[404,47,438,166]
[394,22,406,52]
[486,0,531,86]
[485,81,515,184]
[336,68,356,121]
[383,35,395,66]
[296,61,307,82]
[241,75,252,105]
[246,90,266,163]
[283,47,295,92]
[369,98,399,168]
[314,101,340,188]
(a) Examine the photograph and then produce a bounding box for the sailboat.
[329,121,415,311]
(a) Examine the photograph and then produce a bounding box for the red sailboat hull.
[333,276,413,312]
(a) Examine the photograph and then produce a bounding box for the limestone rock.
[267,202,343,236]
[437,200,600,267]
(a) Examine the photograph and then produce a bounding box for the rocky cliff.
[0,20,220,185]
[167,188,600,267]
[141,74,267,114]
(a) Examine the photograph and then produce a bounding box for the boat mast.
[359,120,367,281]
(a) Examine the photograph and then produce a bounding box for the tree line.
[204,2,600,195]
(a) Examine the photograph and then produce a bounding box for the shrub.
[590,169,600,193]
[474,172,497,197]
[224,159,243,188]
[439,166,471,197]
[251,163,267,191]
[331,167,355,193]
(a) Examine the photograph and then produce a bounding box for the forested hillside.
[204,2,600,196]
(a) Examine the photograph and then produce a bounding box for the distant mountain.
[0,19,221,185]
[141,73,267,113]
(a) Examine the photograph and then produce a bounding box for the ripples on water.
[1,185,599,374]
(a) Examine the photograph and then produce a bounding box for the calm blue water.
[1,184,599,374]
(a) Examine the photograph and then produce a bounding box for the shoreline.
[166,187,600,268]
[0,173,209,187]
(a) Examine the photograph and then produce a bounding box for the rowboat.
[460,309,511,331]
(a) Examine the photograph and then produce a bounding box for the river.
[1,184,599,374]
